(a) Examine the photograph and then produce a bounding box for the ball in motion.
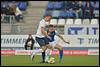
[48,57,55,64]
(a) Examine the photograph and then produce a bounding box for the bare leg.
[54,44,62,50]
[31,46,47,60]
[46,44,54,50]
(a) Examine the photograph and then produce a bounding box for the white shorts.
[49,35,58,47]
[49,41,57,47]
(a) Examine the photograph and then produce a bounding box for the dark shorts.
[35,37,49,47]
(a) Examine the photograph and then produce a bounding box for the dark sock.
[42,51,45,62]
[59,50,63,61]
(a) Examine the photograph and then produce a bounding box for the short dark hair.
[48,25,54,28]
[43,15,52,18]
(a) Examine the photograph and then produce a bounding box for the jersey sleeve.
[39,20,46,28]
[55,30,59,35]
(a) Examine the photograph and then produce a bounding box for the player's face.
[49,26,55,32]
[52,26,56,31]
[45,16,51,22]
[49,27,53,32]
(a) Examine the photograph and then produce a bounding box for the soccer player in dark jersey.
[42,25,70,63]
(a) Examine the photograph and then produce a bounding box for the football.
[48,57,55,64]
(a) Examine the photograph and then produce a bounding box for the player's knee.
[46,45,53,50]
[55,45,62,50]
[60,48,63,50]
[49,45,53,49]
[42,46,47,51]
[59,46,63,50]
[46,45,50,48]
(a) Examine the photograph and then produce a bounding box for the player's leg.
[31,46,47,60]
[45,48,51,62]
[41,37,53,63]
[54,44,63,63]
[45,42,63,63]
[45,41,56,62]
[41,44,53,63]
[41,51,45,63]
[31,37,47,60]
[32,37,52,62]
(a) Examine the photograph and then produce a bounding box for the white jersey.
[36,19,48,38]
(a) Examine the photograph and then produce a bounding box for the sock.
[45,49,51,62]
[31,49,43,56]
[59,49,63,62]
[35,49,43,53]
[42,51,45,62]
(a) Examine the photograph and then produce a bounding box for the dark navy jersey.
[47,30,58,42]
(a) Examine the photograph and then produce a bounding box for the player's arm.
[39,20,51,38]
[57,34,70,44]
[55,30,69,44]
[25,38,29,45]
[41,27,51,39]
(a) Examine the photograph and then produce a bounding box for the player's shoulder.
[55,30,58,33]
[54,30,59,35]
[38,19,46,28]
[40,19,45,23]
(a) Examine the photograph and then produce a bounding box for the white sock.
[45,49,51,61]
[31,49,43,56]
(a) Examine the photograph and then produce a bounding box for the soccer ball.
[48,57,55,64]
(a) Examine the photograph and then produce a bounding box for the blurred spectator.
[8,3,15,15]
[83,1,92,19]
[64,1,72,10]
[1,4,8,14]
[89,1,95,18]
[1,4,7,22]
[61,8,76,18]
[10,3,23,22]
[93,1,99,18]
[94,1,99,10]
[82,1,87,9]
[68,9,74,18]
[77,8,83,18]
[78,1,82,8]
[77,1,83,18]
[72,1,79,10]
[1,1,25,23]
[52,10,60,19]
[59,10,67,18]
[15,6,23,22]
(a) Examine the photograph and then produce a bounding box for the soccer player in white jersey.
[31,15,54,63]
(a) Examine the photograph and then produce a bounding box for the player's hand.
[64,41,70,44]
[66,41,70,44]
[47,36,51,40]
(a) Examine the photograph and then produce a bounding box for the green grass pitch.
[1,55,99,66]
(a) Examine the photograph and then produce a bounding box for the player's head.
[43,15,52,22]
[28,34,32,39]
[48,25,56,32]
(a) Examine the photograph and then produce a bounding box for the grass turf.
[1,55,99,66]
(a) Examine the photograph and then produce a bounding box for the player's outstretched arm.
[41,27,51,39]
[57,34,70,44]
